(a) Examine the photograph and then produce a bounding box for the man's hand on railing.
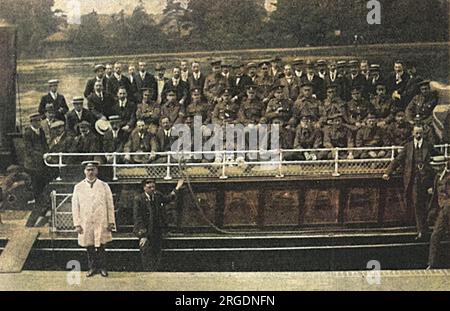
[139,237,148,248]
[347,153,354,160]
[382,174,390,181]
[176,179,184,191]
[75,225,83,234]
[124,154,131,163]
[427,188,434,195]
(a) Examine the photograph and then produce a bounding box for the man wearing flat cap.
[84,64,108,98]
[255,61,275,103]
[204,60,226,104]
[41,104,57,145]
[72,161,116,277]
[133,178,183,271]
[39,79,69,121]
[238,85,264,126]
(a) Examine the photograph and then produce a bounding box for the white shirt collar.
[30,126,40,135]
[414,138,423,149]
[114,73,122,80]
[50,91,58,100]
[75,109,83,118]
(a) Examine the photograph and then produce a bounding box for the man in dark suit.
[87,81,116,120]
[111,87,137,138]
[300,61,325,101]
[133,178,184,271]
[347,60,368,99]
[156,116,176,155]
[231,63,253,102]
[155,64,168,105]
[162,67,190,106]
[385,60,410,111]
[39,79,69,121]
[383,125,436,240]
[128,65,139,101]
[84,64,108,98]
[187,61,206,96]
[23,113,49,199]
[135,62,157,101]
[107,62,132,100]
[103,116,128,163]
[66,97,97,136]
[278,64,300,101]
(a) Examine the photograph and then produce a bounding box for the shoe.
[100,269,109,277]
[86,269,96,277]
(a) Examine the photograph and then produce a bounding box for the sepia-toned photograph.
[0,0,449,296]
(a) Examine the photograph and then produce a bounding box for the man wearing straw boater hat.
[38,79,69,121]
[72,161,116,277]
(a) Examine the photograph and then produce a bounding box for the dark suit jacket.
[300,75,326,101]
[23,127,48,171]
[386,140,435,193]
[39,93,69,121]
[107,74,132,99]
[133,191,177,244]
[162,79,190,104]
[156,128,176,152]
[103,129,128,153]
[385,72,410,97]
[87,92,116,119]
[65,108,97,135]
[187,73,206,93]
[233,74,253,99]
[111,100,137,129]
[84,78,108,98]
[135,72,158,101]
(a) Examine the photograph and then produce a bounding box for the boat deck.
[0,270,448,291]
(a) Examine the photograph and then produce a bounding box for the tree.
[0,0,60,56]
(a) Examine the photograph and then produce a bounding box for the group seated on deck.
[29,58,444,169]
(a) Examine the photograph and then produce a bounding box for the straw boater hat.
[95,119,111,136]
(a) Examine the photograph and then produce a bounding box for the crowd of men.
[24,57,441,170]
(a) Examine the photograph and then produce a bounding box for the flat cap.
[29,113,42,121]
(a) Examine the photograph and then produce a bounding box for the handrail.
[43,146,413,181]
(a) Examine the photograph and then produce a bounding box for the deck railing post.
[332,148,340,177]
[51,190,57,233]
[112,153,118,181]
[164,153,172,180]
[276,149,284,178]
[220,150,228,179]
[56,153,63,181]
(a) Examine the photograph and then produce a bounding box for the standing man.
[72,161,116,277]
[84,64,107,98]
[135,62,158,101]
[39,79,69,121]
[386,60,410,111]
[187,61,206,96]
[107,62,132,100]
[133,178,184,271]
[155,64,168,105]
[428,159,450,269]
[383,126,436,240]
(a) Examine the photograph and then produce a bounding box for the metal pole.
[112,153,118,181]
[56,153,62,181]
[276,149,284,178]
[332,148,340,177]
[220,150,228,179]
[51,190,57,233]
[164,154,172,180]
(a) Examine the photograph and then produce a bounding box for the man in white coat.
[72,161,116,277]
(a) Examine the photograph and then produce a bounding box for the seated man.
[238,85,264,126]
[355,113,386,159]
[293,114,323,161]
[319,84,349,127]
[385,111,413,147]
[161,89,185,125]
[293,82,321,125]
[265,85,293,124]
[135,88,161,134]
[212,88,239,126]
[124,120,158,164]
[406,80,439,127]
[103,116,128,164]
[323,114,354,159]
[186,88,211,124]
[87,80,115,120]
[41,103,57,145]
[73,121,102,163]
[347,86,374,131]
[370,83,395,128]
[66,97,96,136]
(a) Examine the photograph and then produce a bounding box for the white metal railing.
[50,191,118,233]
[42,146,417,181]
